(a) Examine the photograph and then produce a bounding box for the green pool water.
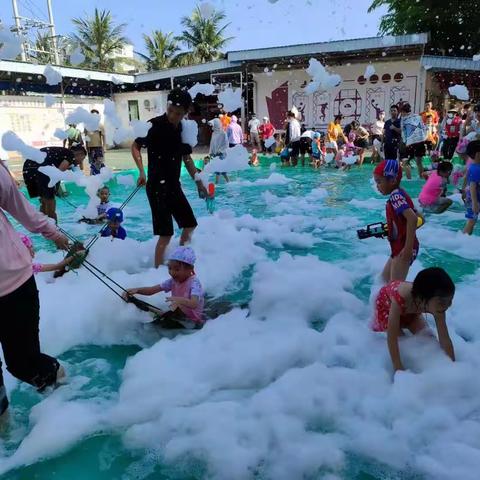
[5,155,476,480]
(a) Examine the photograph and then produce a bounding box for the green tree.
[368,0,480,57]
[177,5,233,65]
[71,8,128,71]
[31,32,54,64]
[141,30,180,71]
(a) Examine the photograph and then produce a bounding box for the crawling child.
[124,246,205,329]
[372,267,455,373]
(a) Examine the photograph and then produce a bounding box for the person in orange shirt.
[326,114,347,153]
[219,113,231,131]
[421,101,440,126]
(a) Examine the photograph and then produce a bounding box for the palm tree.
[141,30,180,71]
[71,9,128,71]
[31,32,54,64]
[177,5,233,65]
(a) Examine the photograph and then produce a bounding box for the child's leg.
[215,174,220,184]
[463,219,476,235]
[390,255,411,282]
[415,156,424,176]
[223,173,230,182]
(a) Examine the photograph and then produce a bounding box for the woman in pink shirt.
[0,162,69,416]
[419,161,453,214]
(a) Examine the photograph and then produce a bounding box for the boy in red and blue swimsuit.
[373,160,420,283]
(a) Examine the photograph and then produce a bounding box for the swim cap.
[106,208,123,223]
[373,159,402,180]
[169,246,196,266]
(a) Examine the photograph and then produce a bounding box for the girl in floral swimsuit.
[372,267,456,373]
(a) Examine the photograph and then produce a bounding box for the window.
[128,100,140,121]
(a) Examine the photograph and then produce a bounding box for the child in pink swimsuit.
[372,267,456,372]
[19,234,73,274]
[125,246,205,329]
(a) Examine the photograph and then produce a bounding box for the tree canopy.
[369,0,480,57]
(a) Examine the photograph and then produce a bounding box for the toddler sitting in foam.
[125,246,205,329]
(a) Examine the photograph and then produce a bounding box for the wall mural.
[266,81,289,130]
[262,73,418,130]
[366,87,386,123]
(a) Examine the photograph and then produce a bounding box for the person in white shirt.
[248,114,262,150]
[286,111,302,166]
[371,110,385,163]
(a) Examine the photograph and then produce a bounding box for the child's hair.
[390,104,399,111]
[351,120,360,129]
[287,111,296,118]
[167,88,192,111]
[401,103,412,113]
[70,145,87,155]
[437,161,453,174]
[97,186,109,195]
[334,114,343,122]
[411,267,455,303]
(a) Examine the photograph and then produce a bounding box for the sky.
[2,0,387,55]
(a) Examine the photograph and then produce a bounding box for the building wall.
[0,95,105,160]
[253,59,424,131]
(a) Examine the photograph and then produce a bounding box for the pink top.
[0,163,61,297]
[419,171,445,206]
[161,275,204,324]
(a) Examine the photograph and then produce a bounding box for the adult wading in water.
[131,89,209,267]
[0,162,69,416]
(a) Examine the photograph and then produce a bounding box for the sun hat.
[169,246,196,266]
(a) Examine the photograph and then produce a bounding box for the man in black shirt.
[383,104,402,160]
[23,145,86,221]
[131,88,208,267]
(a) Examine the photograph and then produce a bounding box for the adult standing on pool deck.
[227,115,243,148]
[286,111,302,166]
[0,162,69,416]
[131,88,209,268]
[22,145,87,221]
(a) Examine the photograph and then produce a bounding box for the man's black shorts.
[146,182,198,237]
[299,137,310,155]
[384,143,399,160]
[406,142,426,160]
[22,161,57,199]
[289,140,301,157]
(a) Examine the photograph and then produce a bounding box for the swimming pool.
[5,156,480,480]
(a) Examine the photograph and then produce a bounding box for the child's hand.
[123,288,139,300]
[166,296,181,310]
[61,256,74,267]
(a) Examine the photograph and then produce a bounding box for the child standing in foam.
[463,145,480,235]
[19,234,74,274]
[419,161,453,214]
[373,160,421,283]
[372,267,455,373]
[125,246,205,329]
[208,118,230,184]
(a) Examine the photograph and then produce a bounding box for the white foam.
[44,94,56,108]
[364,64,376,78]
[66,107,100,132]
[181,119,199,148]
[0,26,23,59]
[43,64,63,86]
[448,84,469,101]
[188,82,215,99]
[304,58,342,94]
[217,87,243,112]
[1,131,46,163]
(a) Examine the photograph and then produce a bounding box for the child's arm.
[434,312,455,361]
[125,285,163,297]
[167,295,199,309]
[387,300,405,372]
[399,208,418,261]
